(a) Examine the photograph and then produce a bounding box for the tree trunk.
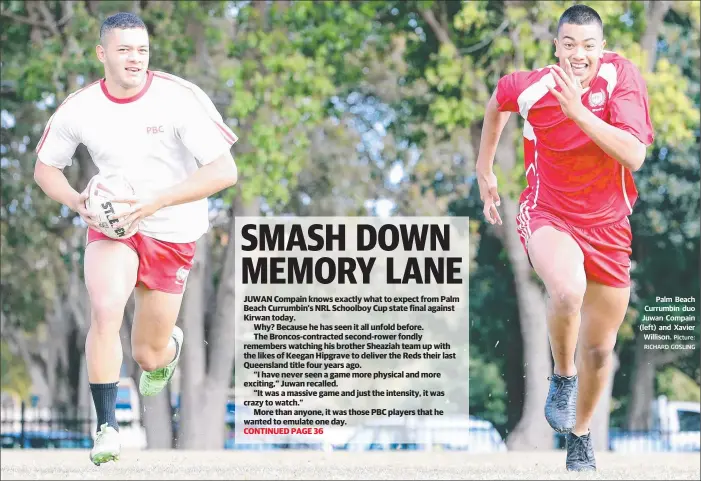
[626,0,673,432]
[627,346,656,429]
[195,212,237,450]
[626,340,681,430]
[495,116,553,451]
[640,1,671,70]
[141,392,174,449]
[178,234,210,449]
[8,286,76,410]
[626,363,655,429]
[24,354,53,406]
[502,197,553,451]
[178,191,260,449]
[77,353,91,413]
[503,325,526,435]
[588,351,619,450]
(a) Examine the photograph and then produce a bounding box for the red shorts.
[86,228,196,294]
[516,207,632,288]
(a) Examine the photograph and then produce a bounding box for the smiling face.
[554,22,606,88]
[96,27,150,94]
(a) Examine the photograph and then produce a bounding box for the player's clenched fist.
[72,187,101,230]
[477,170,502,225]
[112,192,165,238]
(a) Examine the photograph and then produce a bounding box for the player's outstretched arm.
[113,150,237,235]
[476,89,511,225]
[33,160,99,228]
[34,160,81,209]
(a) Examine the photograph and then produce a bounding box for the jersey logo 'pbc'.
[589,91,605,107]
[146,125,165,134]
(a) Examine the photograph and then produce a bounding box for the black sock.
[90,382,119,432]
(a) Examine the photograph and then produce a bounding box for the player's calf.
[579,345,611,370]
[131,286,187,396]
[546,284,584,377]
[574,281,629,436]
[85,316,124,381]
[138,326,184,396]
[572,341,618,435]
[86,301,127,434]
[543,283,584,432]
[87,299,128,423]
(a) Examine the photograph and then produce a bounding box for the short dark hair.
[557,4,603,36]
[100,12,147,44]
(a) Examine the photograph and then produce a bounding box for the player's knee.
[132,345,161,372]
[582,345,614,369]
[90,298,126,333]
[133,352,160,372]
[549,285,585,317]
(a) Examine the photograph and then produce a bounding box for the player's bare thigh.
[527,226,587,311]
[84,239,139,328]
[130,285,184,371]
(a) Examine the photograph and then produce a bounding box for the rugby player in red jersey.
[475,4,653,471]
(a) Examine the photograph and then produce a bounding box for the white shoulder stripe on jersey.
[523,119,535,141]
[517,70,555,119]
[524,120,541,209]
[516,197,534,246]
[153,71,238,144]
[597,63,618,96]
[36,80,101,154]
[517,59,620,120]
[621,164,633,214]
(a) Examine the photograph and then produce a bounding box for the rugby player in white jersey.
[33,12,238,465]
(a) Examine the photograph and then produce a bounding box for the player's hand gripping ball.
[85,174,139,239]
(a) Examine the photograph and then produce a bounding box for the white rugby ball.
[85,173,138,239]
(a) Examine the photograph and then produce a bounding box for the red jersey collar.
[100,70,154,104]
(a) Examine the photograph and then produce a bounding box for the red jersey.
[496,51,654,227]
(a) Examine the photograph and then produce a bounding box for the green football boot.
[90,423,120,466]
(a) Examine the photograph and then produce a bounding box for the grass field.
[1,450,699,480]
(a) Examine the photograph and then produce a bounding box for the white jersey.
[36,70,238,243]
